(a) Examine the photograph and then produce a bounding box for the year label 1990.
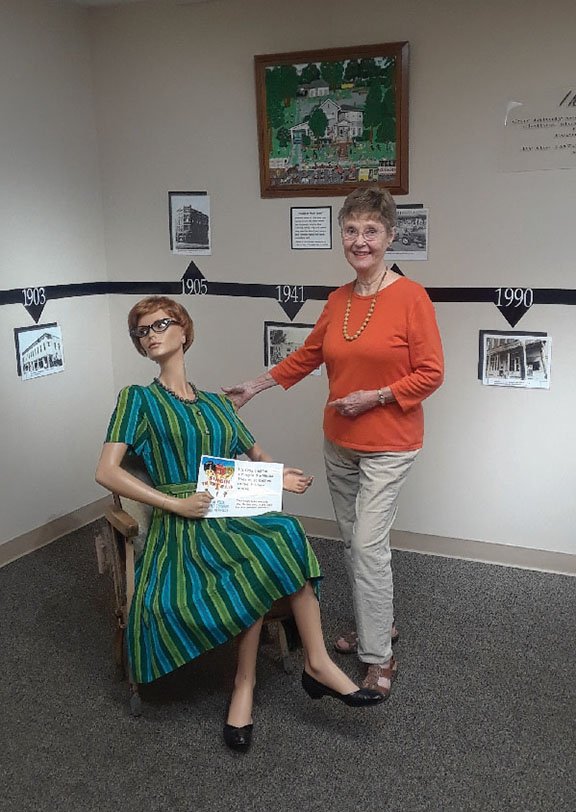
[495,287,533,309]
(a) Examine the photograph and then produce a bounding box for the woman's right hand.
[223,373,277,409]
[221,382,254,410]
[170,491,213,519]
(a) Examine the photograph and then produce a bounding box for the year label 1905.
[182,278,208,295]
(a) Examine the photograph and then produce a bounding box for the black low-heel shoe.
[301,671,384,707]
[223,722,253,753]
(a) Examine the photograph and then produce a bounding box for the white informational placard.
[503,87,576,172]
[197,456,283,518]
[290,206,332,249]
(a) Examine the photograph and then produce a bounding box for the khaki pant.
[324,439,419,664]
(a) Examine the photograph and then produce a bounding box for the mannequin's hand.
[283,468,314,494]
[328,390,377,418]
[171,491,213,518]
[222,383,253,410]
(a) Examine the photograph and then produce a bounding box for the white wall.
[2,0,574,561]
[0,0,114,544]
[88,0,576,558]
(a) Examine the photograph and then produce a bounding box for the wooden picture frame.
[254,42,409,198]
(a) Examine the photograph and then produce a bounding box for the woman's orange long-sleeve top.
[270,277,444,452]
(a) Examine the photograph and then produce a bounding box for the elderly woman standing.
[224,186,444,699]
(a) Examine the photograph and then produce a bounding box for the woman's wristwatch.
[377,388,387,406]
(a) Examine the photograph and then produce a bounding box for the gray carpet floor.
[1,520,574,812]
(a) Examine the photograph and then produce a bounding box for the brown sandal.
[333,630,359,654]
[361,657,398,699]
[333,626,399,655]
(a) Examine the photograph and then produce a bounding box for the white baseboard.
[0,497,111,569]
[2,503,574,577]
[299,518,576,577]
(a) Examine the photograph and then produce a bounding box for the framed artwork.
[254,42,409,198]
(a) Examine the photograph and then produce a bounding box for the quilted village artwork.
[254,42,409,198]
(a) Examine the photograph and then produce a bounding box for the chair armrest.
[105,506,139,538]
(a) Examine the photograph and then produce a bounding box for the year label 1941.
[276,285,304,304]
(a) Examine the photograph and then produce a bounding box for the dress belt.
[156,482,198,497]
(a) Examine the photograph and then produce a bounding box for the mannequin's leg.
[289,582,358,696]
[226,617,263,727]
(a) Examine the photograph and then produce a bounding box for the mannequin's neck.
[157,357,189,395]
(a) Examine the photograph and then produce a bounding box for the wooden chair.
[95,457,298,716]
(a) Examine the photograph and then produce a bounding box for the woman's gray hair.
[338,185,397,233]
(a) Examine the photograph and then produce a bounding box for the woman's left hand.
[283,467,314,494]
[328,390,378,418]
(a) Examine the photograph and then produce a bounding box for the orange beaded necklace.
[342,268,388,342]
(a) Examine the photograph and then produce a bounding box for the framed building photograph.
[168,191,211,255]
[254,42,409,198]
[264,321,321,375]
[14,323,65,381]
[478,331,551,389]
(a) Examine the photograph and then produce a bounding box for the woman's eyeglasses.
[130,318,179,338]
[342,227,386,242]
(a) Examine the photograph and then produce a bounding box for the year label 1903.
[22,287,46,307]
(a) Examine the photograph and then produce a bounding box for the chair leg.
[129,683,142,717]
[113,624,126,681]
[274,620,293,674]
[281,615,301,652]
[125,650,141,717]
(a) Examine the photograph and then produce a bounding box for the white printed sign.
[503,87,576,172]
[197,456,283,518]
[290,207,332,249]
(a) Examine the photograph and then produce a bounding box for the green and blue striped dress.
[106,381,321,684]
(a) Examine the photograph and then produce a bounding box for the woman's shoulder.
[390,275,431,301]
[327,281,354,303]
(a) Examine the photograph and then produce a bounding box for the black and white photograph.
[387,205,429,261]
[169,191,211,255]
[264,321,321,375]
[480,331,552,389]
[14,323,65,381]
